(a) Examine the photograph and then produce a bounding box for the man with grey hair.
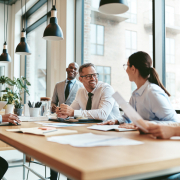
[56,63,122,122]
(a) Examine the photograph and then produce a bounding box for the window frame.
[23,0,50,103]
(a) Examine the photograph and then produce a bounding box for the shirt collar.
[65,78,76,84]
[133,80,149,96]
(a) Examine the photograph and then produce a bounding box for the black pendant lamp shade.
[0,42,11,63]
[99,0,129,15]
[43,6,63,41]
[15,28,31,55]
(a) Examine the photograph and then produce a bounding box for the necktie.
[65,81,72,100]
[86,92,94,110]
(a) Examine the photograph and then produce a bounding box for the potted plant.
[0,76,31,114]
[14,100,23,116]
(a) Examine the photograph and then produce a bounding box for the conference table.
[1,122,180,180]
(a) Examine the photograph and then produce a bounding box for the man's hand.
[147,123,176,139]
[98,119,119,125]
[118,123,137,129]
[2,114,21,125]
[51,105,57,113]
[56,107,68,118]
[59,104,74,117]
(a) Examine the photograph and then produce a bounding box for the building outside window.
[91,24,104,56]
[166,38,175,64]
[126,30,137,59]
[83,0,152,101]
[165,0,180,109]
[96,66,111,84]
[166,72,175,100]
[126,0,137,23]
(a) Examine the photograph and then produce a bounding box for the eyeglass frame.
[123,64,130,70]
[80,73,99,79]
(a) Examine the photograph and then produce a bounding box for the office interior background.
[0,0,179,110]
[0,0,179,179]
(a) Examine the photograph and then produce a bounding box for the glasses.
[123,64,129,70]
[81,73,99,80]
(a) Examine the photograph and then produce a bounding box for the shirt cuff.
[74,110,82,118]
[0,115,2,123]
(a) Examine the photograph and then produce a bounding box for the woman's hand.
[97,119,119,125]
[118,123,137,129]
[147,123,176,139]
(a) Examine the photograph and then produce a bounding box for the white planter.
[5,104,14,114]
[29,108,40,117]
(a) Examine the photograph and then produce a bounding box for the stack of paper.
[87,125,136,132]
[47,133,143,147]
[6,127,77,136]
[19,116,48,122]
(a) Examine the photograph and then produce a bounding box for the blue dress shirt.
[120,80,179,124]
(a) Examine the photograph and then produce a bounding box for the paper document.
[6,127,77,136]
[87,125,136,132]
[34,122,87,127]
[47,133,143,147]
[112,92,149,133]
[19,116,48,122]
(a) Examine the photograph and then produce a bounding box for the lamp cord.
[4,0,5,42]
[52,0,56,7]
[21,0,23,29]
[6,2,8,43]
[25,0,26,30]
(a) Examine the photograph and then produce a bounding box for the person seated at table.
[51,62,83,113]
[100,51,179,127]
[0,113,20,179]
[56,63,122,122]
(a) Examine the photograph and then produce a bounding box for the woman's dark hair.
[129,51,170,96]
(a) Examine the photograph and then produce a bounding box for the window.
[24,1,48,103]
[82,0,153,101]
[96,66,111,84]
[165,0,180,109]
[166,38,174,64]
[126,0,137,23]
[91,24,104,56]
[166,73,175,100]
[126,30,137,59]
[149,35,153,59]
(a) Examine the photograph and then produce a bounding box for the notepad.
[6,127,77,136]
[87,125,136,132]
[18,116,48,122]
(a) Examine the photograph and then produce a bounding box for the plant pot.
[29,108,40,117]
[14,108,22,116]
[5,104,14,114]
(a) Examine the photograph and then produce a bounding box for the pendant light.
[43,0,63,41]
[98,0,129,15]
[15,0,31,55]
[0,0,11,63]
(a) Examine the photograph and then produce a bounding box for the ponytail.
[148,67,170,97]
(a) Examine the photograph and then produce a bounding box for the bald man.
[50,62,83,180]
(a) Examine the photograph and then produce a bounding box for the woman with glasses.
[101,51,179,127]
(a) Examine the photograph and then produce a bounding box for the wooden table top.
[0,122,180,180]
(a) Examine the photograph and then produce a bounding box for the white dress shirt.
[70,81,122,121]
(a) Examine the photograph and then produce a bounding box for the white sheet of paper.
[112,92,149,133]
[170,136,180,140]
[34,122,87,127]
[47,133,143,147]
[87,125,135,132]
[19,116,48,122]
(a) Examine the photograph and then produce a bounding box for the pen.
[43,129,58,134]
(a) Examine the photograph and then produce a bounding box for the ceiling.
[0,0,18,5]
